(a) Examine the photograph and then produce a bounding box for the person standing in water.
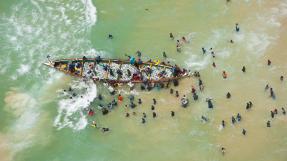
[136,50,142,58]
[138,98,142,105]
[235,23,240,32]
[118,94,123,102]
[176,91,179,97]
[242,66,246,73]
[176,45,181,53]
[282,108,286,115]
[143,112,147,118]
[280,76,284,81]
[129,95,135,102]
[199,79,204,91]
[270,88,275,99]
[191,86,196,94]
[246,102,251,110]
[222,71,228,79]
[221,147,226,155]
[265,84,269,91]
[267,120,271,127]
[153,98,157,105]
[182,36,187,43]
[267,59,271,66]
[236,113,242,122]
[271,111,275,118]
[222,120,226,128]
[163,51,167,58]
[246,102,250,110]
[202,47,206,54]
[152,112,157,118]
[246,101,253,110]
[249,101,253,108]
[170,88,174,94]
[91,121,97,127]
[211,51,215,58]
[142,118,146,124]
[193,92,199,101]
[171,111,175,117]
[169,33,174,40]
[274,108,278,115]
[98,94,103,100]
[226,92,231,99]
[108,34,113,39]
[206,98,214,109]
[201,116,208,122]
[231,116,236,124]
[242,129,247,135]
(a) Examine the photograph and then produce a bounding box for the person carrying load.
[171,66,178,77]
[137,58,143,66]
[154,60,160,66]
[68,63,75,73]
[95,55,102,64]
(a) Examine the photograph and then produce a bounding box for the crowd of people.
[60,53,189,85]
[59,19,287,156]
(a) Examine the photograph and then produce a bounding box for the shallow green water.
[1,0,287,161]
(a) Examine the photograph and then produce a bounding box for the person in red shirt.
[118,94,123,102]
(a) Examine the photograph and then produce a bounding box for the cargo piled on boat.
[44,56,190,85]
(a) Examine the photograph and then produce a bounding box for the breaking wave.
[0,0,99,129]
[0,0,99,158]
[54,80,97,131]
[0,0,98,80]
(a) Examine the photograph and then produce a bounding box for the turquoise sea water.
[1,0,287,161]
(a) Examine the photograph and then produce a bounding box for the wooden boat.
[44,57,189,85]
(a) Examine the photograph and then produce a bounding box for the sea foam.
[81,0,97,27]
[0,0,100,159]
[54,80,97,131]
[0,0,99,81]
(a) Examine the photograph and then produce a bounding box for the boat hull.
[44,58,189,84]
